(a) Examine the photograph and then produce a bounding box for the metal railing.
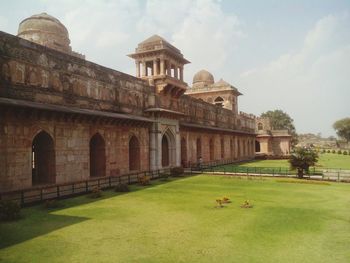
[0,168,171,206]
[189,163,350,182]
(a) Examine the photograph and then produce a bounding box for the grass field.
[1,175,350,263]
[213,153,350,172]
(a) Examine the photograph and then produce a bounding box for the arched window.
[255,141,261,152]
[258,123,263,130]
[90,133,106,177]
[214,97,224,107]
[181,137,187,167]
[129,136,140,171]
[209,138,214,161]
[32,131,56,185]
[196,137,202,159]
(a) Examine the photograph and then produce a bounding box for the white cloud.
[237,12,350,136]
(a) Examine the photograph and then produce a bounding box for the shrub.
[332,150,336,154]
[43,199,63,209]
[138,175,151,186]
[115,183,130,192]
[240,200,253,208]
[222,197,231,203]
[0,200,21,221]
[337,150,342,154]
[171,167,184,177]
[215,199,224,208]
[327,150,330,153]
[89,187,102,198]
[322,149,326,153]
[344,151,348,155]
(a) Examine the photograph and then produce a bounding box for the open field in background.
[236,153,350,170]
[1,175,350,263]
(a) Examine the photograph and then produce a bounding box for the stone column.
[149,121,160,170]
[174,65,178,79]
[167,61,171,76]
[160,59,165,75]
[180,67,183,81]
[153,60,158,76]
[175,124,181,166]
[136,61,140,78]
[142,61,146,77]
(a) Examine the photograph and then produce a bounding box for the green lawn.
[212,153,350,173]
[1,175,350,263]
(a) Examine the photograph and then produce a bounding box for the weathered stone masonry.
[0,13,258,192]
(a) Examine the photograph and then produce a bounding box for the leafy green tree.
[261,110,298,147]
[289,147,318,179]
[333,118,350,143]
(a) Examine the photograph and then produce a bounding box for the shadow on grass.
[0,212,88,249]
[0,175,194,249]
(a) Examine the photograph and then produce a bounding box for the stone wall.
[0,109,149,192]
[180,128,255,167]
[0,31,155,116]
[0,31,255,133]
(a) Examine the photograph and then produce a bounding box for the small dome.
[18,13,72,54]
[192,69,214,86]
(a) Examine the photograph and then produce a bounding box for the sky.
[0,0,349,137]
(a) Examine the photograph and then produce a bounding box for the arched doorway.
[162,135,169,167]
[230,139,234,159]
[162,129,176,167]
[196,137,202,159]
[181,137,187,167]
[209,138,214,161]
[255,140,261,152]
[32,131,56,185]
[129,135,140,171]
[90,133,106,177]
[237,139,241,158]
[220,137,224,159]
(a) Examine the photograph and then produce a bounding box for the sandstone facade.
[0,14,258,192]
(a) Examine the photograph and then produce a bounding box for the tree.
[261,110,298,147]
[289,147,318,179]
[333,118,350,143]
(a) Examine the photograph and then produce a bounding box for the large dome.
[17,13,72,54]
[192,69,214,87]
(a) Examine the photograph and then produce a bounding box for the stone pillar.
[149,121,160,170]
[142,61,146,77]
[174,65,178,79]
[180,67,183,81]
[153,60,158,76]
[160,59,165,75]
[175,125,181,166]
[136,61,140,78]
[167,61,171,76]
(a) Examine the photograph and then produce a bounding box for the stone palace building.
[0,13,290,192]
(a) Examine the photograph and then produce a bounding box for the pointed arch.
[255,140,261,153]
[214,96,224,107]
[209,137,214,161]
[181,137,187,167]
[196,137,202,159]
[90,133,106,177]
[129,135,140,171]
[162,129,176,167]
[32,130,56,185]
[220,137,224,159]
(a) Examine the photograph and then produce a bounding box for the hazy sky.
[0,0,349,137]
